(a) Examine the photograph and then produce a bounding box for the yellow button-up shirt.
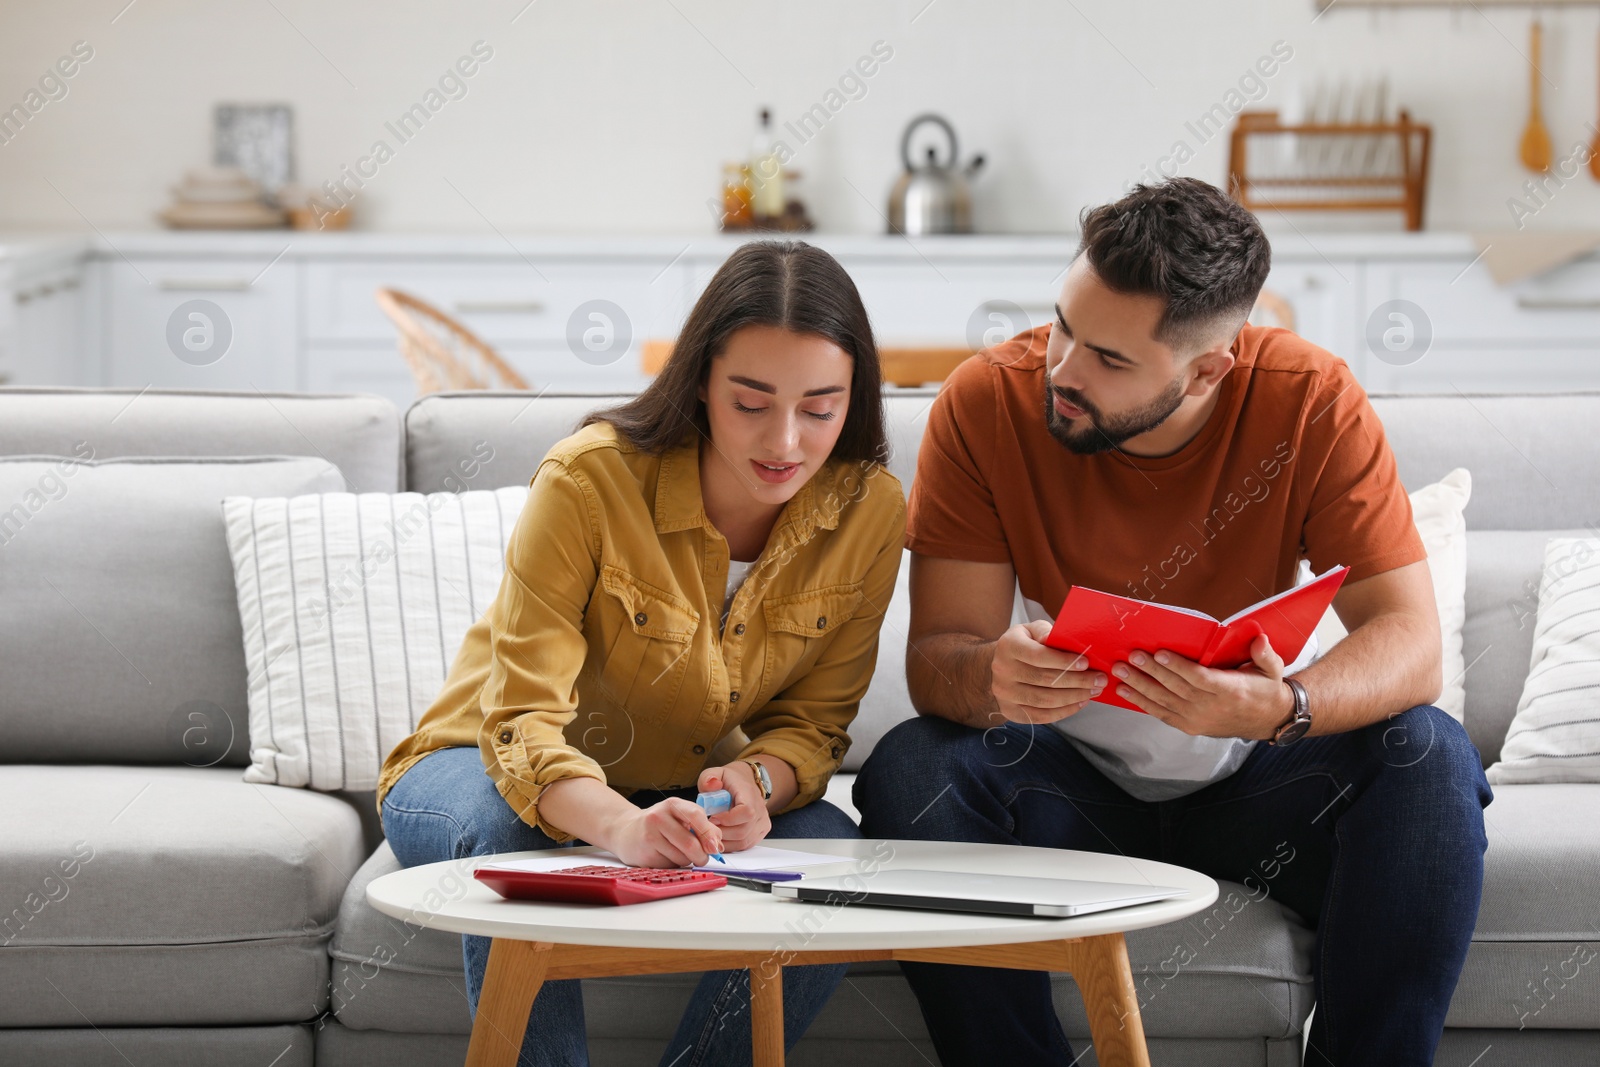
[375,421,906,843]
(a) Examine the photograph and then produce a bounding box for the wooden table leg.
[1061,933,1150,1067]
[465,939,553,1067]
[748,963,784,1067]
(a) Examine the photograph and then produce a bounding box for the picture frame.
[213,103,294,195]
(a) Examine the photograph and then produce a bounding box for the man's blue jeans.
[853,705,1492,1067]
[381,746,862,1067]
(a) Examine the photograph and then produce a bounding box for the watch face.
[1275,718,1312,746]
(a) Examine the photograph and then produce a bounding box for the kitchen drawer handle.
[158,278,253,292]
[14,278,78,303]
[1515,296,1600,311]
[453,300,546,314]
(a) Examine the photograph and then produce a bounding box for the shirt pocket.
[595,565,701,724]
[759,580,867,700]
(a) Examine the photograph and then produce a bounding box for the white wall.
[3,0,1600,235]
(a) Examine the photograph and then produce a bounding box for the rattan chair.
[374,288,531,395]
[1248,288,1296,333]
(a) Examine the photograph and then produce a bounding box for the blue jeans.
[853,705,1492,1067]
[381,746,862,1067]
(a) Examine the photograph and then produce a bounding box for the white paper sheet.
[476,844,851,876]
[690,845,853,874]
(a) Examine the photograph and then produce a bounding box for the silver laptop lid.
[770,869,1188,918]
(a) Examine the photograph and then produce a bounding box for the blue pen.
[695,790,732,863]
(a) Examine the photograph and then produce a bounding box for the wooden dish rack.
[1225,109,1432,231]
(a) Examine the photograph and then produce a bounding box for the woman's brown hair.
[583,240,889,465]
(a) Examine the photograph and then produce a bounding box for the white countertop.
[0,228,1512,263]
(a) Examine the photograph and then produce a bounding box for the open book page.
[1221,565,1347,626]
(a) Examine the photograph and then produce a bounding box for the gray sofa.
[2,384,1597,1067]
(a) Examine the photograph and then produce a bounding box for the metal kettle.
[887,113,985,235]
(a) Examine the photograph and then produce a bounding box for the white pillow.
[1488,538,1600,785]
[223,488,528,790]
[1311,468,1471,721]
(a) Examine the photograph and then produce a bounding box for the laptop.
[770,869,1189,918]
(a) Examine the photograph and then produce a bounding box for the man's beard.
[1043,376,1187,456]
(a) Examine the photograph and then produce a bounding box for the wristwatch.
[739,758,773,802]
[1270,677,1312,747]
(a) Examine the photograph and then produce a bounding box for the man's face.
[1042,257,1191,456]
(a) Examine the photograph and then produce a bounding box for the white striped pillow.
[1489,537,1600,785]
[222,488,528,790]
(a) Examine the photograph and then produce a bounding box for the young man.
[854,177,1491,1066]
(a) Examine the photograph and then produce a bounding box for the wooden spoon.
[1522,18,1553,173]
[1590,27,1600,179]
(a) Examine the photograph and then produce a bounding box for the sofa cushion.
[1371,392,1600,531]
[0,455,344,765]
[0,765,364,1026]
[1435,783,1600,1029]
[1490,537,1600,785]
[0,1024,314,1067]
[847,552,914,772]
[1475,783,1600,943]
[0,386,402,493]
[222,487,528,791]
[1461,529,1595,764]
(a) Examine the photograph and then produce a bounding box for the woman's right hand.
[606,798,724,868]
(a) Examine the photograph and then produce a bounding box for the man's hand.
[991,619,1108,724]
[696,762,772,853]
[1111,633,1295,740]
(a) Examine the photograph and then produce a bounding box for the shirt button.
[497,728,513,744]
[830,743,842,759]
[634,611,648,626]
[692,744,706,755]
[729,690,740,703]
[816,616,827,629]
[734,623,746,636]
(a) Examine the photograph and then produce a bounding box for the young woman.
[376,240,906,1066]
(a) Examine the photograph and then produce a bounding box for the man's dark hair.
[1076,177,1271,355]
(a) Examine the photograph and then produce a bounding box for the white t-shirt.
[1019,560,1321,801]
[722,558,756,634]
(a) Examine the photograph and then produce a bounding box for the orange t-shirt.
[908,323,1425,625]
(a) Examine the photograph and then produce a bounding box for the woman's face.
[696,324,854,509]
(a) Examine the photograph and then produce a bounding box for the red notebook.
[1043,566,1349,713]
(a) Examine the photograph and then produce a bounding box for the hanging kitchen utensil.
[886,113,985,236]
[1589,27,1600,179]
[1521,18,1553,173]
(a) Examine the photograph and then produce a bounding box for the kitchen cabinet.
[1362,258,1600,393]
[0,241,87,386]
[304,257,688,351]
[3,231,1597,401]
[104,256,298,391]
[1260,261,1363,378]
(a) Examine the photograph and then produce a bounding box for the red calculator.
[474,864,727,906]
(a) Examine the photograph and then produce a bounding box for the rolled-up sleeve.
[738,490,907,814]
[479,459,608,843]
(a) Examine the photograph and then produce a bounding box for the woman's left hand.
[696,762,772,853]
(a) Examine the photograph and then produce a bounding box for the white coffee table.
[366,838,1217,1067]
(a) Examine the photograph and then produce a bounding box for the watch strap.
[1271,677,1311,746]
[740,758,773,801]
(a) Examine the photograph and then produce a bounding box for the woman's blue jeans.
[381,746,862,1067]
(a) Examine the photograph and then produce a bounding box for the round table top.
[366,839,1219,953]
